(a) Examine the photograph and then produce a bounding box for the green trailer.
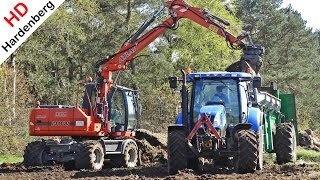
[253,82,297,162]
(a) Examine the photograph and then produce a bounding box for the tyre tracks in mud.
[0,161,319,179]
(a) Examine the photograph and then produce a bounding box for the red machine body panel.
[29,108,105,136]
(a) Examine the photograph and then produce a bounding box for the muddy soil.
[1,131,319,179]
[0,161,319,180]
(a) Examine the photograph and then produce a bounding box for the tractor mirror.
[168,76,178,89]
[253,76,262,88]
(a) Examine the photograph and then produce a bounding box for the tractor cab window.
[109,89,126,126]
[239,82,248,123]
[192,79,240,124]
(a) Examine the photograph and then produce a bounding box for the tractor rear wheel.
[168,129,188,175]
[234,129,258,173]
[23,140,47,166]
[275,123,297,164]
[74,140,104,170]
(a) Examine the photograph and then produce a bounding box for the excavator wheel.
[274,123,297,164]
[74,140,104,170]
[234,129,258,173]
[110,141,138,168]
[168,129,188,175]
[23,140,47,167]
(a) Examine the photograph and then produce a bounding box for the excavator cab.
[108,86,141,132]
[81,82,141,133]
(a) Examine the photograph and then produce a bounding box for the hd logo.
[0,0,66,64]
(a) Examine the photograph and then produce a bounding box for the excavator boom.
[96,0,262,113]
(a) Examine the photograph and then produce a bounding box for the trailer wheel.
[110,141,138,168]
[256,126,264,170]
[275,123,297,164]
[74,140,104,170]
[23,140,47,166]
[168,129,188,175]
[234,130,258,173]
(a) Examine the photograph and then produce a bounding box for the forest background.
[1,0,319,156]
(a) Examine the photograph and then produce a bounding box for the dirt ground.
[0,161,319,180]
[0,131,319,180]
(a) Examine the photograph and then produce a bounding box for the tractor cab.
[171,71,256,133]
[189,72,254,129]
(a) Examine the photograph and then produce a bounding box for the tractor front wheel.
[234,129,258,173]
[168,129,188,175]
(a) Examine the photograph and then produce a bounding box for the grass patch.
[263,150,320,165]
[263,153,276,165]
[297,149,320,160]
[0,154,23,163]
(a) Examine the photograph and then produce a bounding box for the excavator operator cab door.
[107,86,141,132]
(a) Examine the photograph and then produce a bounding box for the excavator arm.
[98,0,250,77]
[96,0,261,106]
[97,0,262,122]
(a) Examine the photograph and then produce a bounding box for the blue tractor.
[167,69,297,174]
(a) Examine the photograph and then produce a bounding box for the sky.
[281,0,320,30]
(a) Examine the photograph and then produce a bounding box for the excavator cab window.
[109,88,126,127]
[125,91,138,130]
[108,86,140,132]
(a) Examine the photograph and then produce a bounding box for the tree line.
[0,0,319,155]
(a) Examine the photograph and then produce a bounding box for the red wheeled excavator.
[24,0,262,170]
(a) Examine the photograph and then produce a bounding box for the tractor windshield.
[192,79,240,124]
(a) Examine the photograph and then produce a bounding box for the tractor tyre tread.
[235,130,258,173]
[168,129,188,175]
[275,123,297,164]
